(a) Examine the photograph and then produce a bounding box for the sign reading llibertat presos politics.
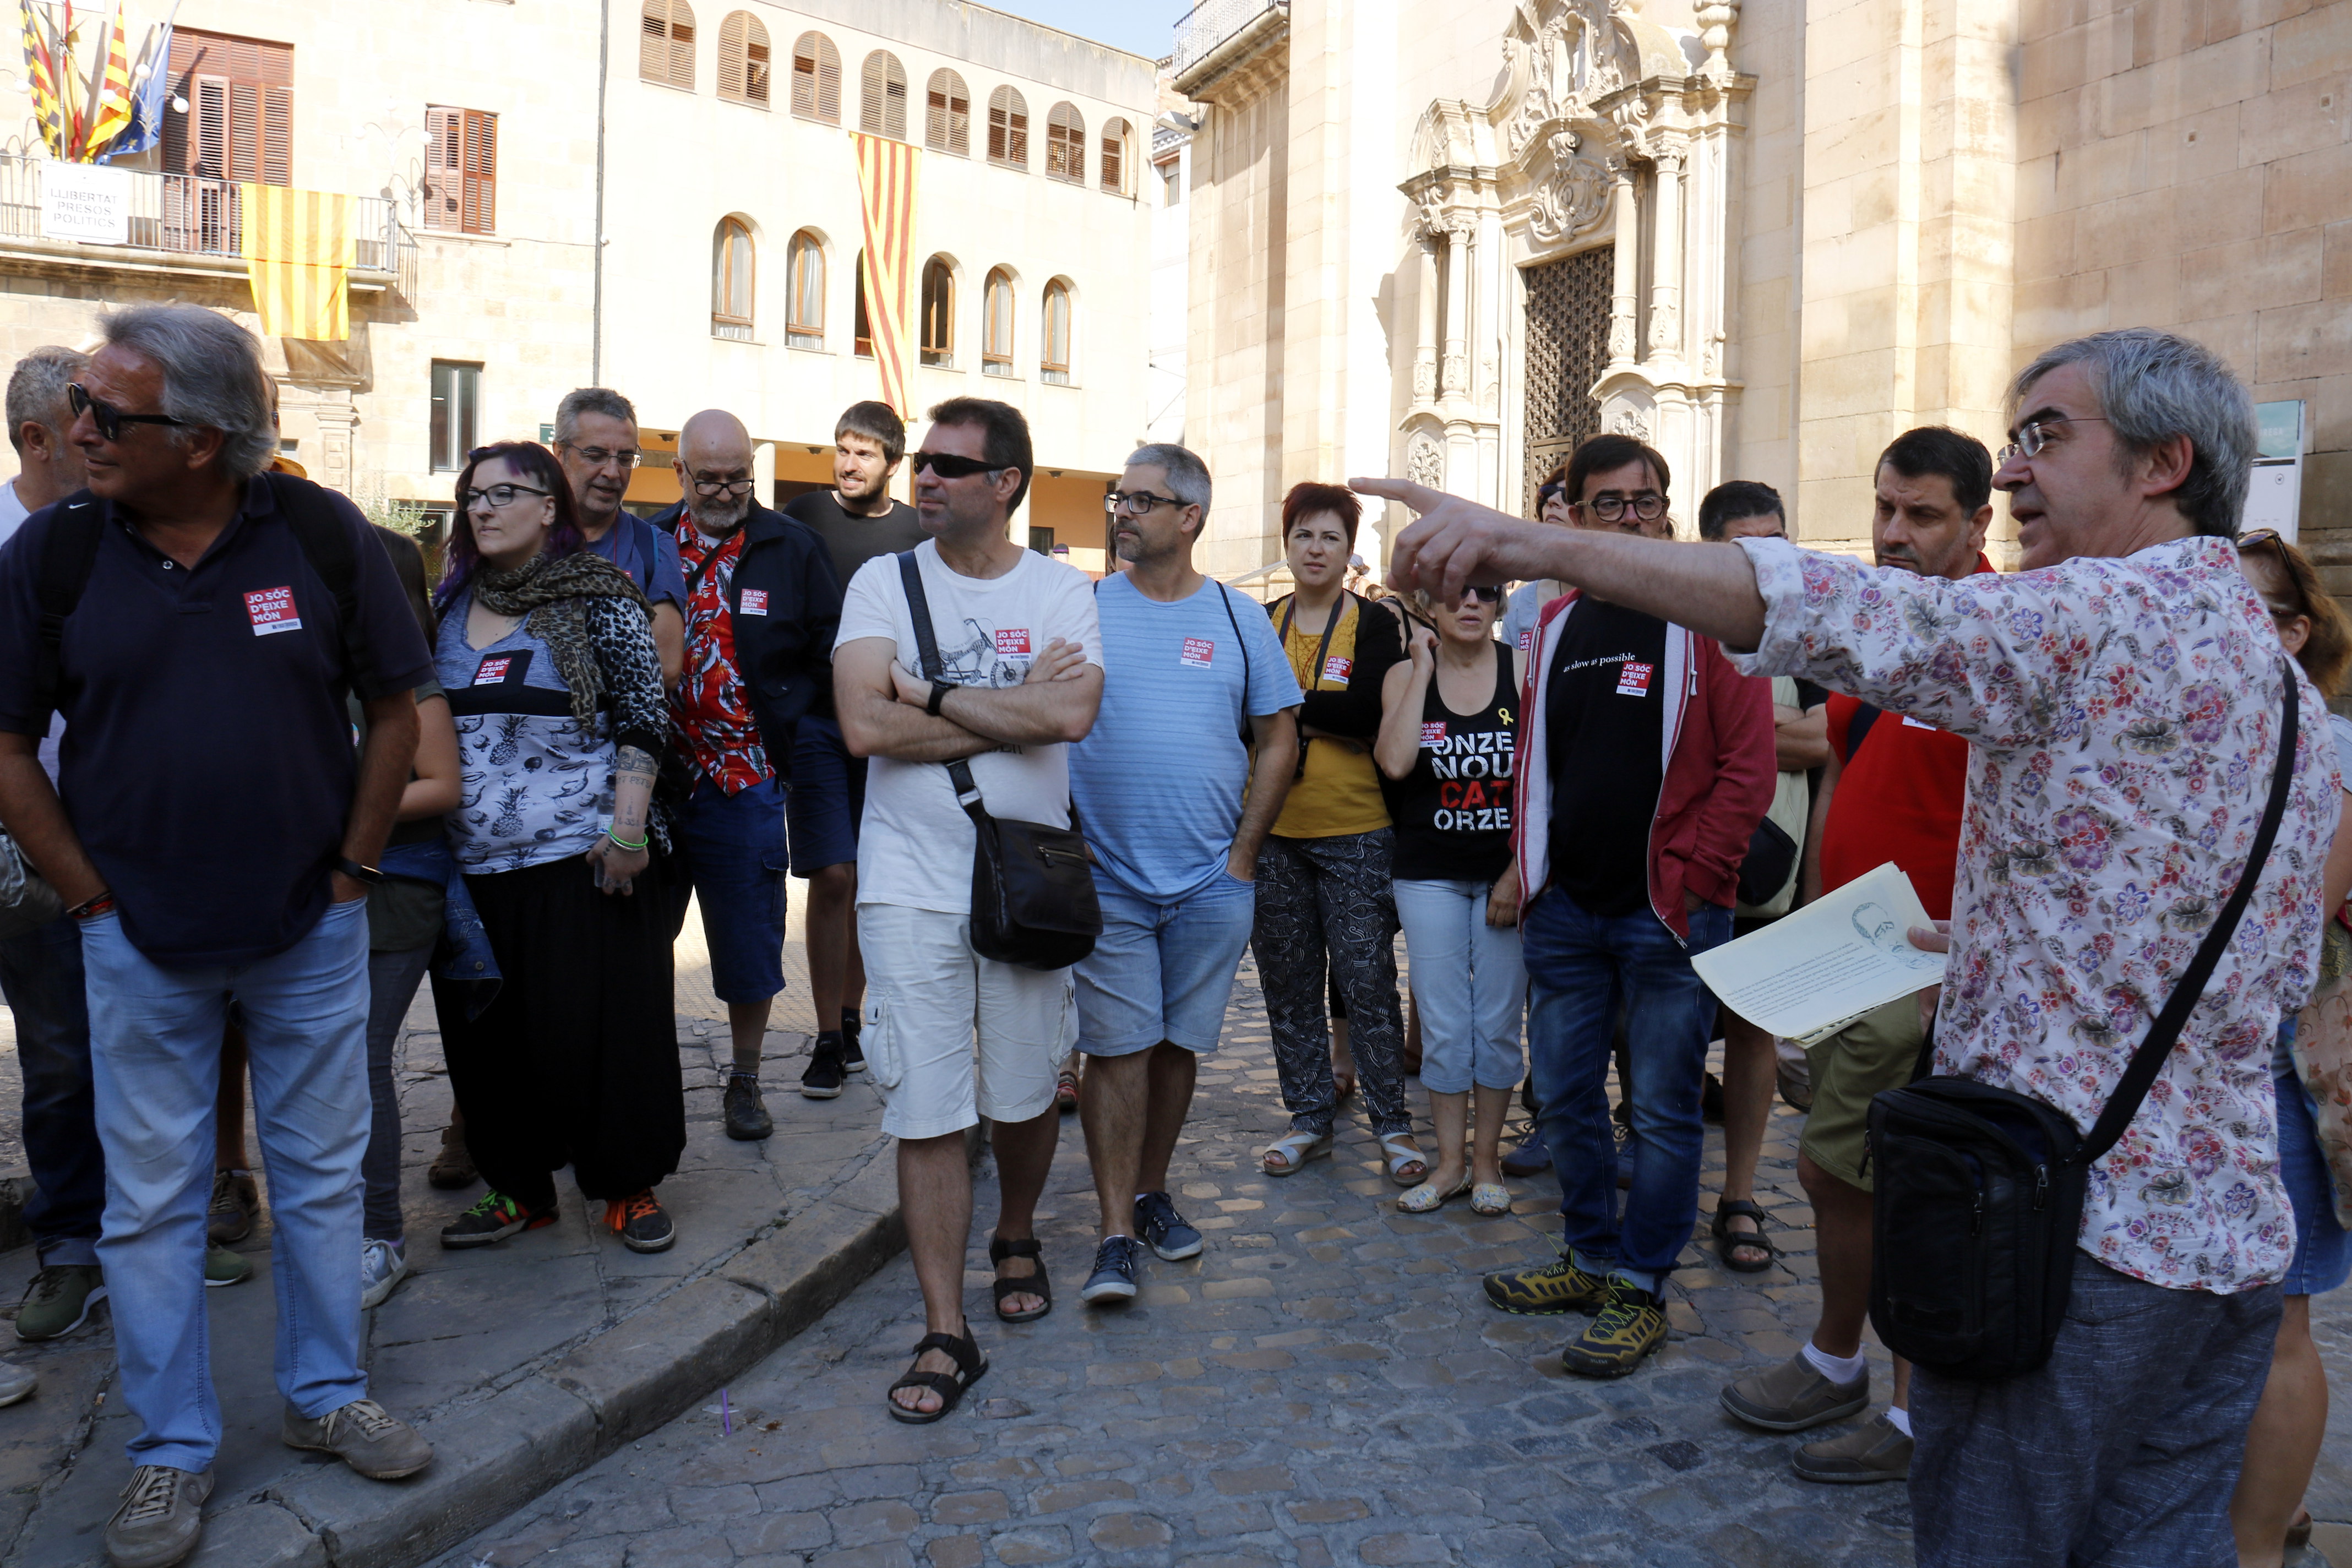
[40,162,132,246]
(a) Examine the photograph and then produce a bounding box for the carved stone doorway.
[1522,247,1612,513]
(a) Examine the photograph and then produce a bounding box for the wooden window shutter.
[461,110,497,235]
[792,32,837,122]
[639,1,668,83]
[860,52,904,139]
[744,17,769,104]
[859,52,883,134]
[926,71,967,155]
[718,12,745,101]
[1046,102,1082,183]
[1101,121,1125,193]
[667,1,694,89]
[989,87,1026,167]
[422,106,462,230]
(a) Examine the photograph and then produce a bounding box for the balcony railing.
[0,154,416,298]
[1170,0,1289,81]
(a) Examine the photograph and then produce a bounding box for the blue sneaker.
[1081,1235,1142,1303]
[1133,1191,1204,1261]
[1502,1128,1551,1177]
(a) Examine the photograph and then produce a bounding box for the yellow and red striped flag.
[19,0,63,157]
[241,184,353,341]
[851,131,919,417]
[80,0,133,160]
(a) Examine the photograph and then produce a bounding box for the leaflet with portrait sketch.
[1689,862,1948,1044]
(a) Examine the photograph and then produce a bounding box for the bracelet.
[605,827,649,853]
[67,890,114,920]
[925,680,956,717]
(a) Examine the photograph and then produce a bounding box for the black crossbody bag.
[1867,666,2299,1381]
[897,552,1099,971]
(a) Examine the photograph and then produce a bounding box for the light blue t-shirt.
[1071,573,1304,901]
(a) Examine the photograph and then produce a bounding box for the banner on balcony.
[851,131,918,417]
[241,184,353,342]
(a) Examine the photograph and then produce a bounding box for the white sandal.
[1396,1175,1469,1213]
[1379,1134,1428,1186]
[1262,1129,1333,1177]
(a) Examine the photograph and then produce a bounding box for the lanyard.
[1277,592,1350,780]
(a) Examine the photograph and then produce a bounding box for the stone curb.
[188,1146,915,1568]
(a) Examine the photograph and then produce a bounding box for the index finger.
[1349,476,1445,514]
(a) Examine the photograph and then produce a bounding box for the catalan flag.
[851,131,918,417]
[19,0,63,158]
[241,184,353,341]
[80,1,133,160]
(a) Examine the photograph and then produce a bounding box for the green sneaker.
[439,1189,557,1250]
[1481,1252,1609,1316]
[204,1245,253,1288]
[15,1263,106,1342]
[1560,1277,1668,1379]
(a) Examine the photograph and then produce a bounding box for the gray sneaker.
[281,1398,433,1479]
[16,1263,106,1341]
[0,1358,32,1408]
[1720,1349,1870,1433]
[104,1464,211,1568]
[1793,1411,1914,1484]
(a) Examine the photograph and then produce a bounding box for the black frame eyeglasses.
[689,474,755,497]
[910,450,1006,481]
[1105,489,1183,517]
[1582,492,1668,523]
[460,483,552,510]
[68,383,188,442]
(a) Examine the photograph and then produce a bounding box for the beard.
[693,491,753,534]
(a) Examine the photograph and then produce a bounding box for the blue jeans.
[1393,878,1526,1095]
[1075,869,1258,1056]
[81,899,373,1472]
[0,914,103,1266]
[1522,888,1731,1284]
[666,776,789,1004]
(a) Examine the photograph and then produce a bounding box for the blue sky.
[979,0,1192,59]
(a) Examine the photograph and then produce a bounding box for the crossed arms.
[834,635,1103,762]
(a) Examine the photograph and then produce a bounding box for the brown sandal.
[886,1325,986,1424]
[988,1235,1052,1323]
[1712,1199,1777,1273]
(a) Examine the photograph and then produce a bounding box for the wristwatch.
[336,857,388,886]
[926,680,957,717]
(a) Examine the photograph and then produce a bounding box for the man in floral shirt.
[1362,328,2338,1568]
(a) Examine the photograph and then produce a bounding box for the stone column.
[1647,147,1685,361]
[1608,165,1640,366]
[1412,236,1440,403]
[1442,220,1471,396]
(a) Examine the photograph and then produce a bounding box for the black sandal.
[989,1234,1052,1323]
[885,1325,987,1424]
[1712,1199,1778,1273]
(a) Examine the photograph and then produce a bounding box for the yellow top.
[1265,595,1391,840]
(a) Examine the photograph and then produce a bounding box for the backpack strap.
[264,471,370,696]
[1216,579,1254,744]
[31,492,105,725]
[1843,702,1882,764]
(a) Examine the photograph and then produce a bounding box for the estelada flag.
[80,0,134,160]
[241,184,353,341]
[19,0,63,158]
[851,131,918,418]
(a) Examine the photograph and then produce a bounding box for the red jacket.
[1512,590,1778,941]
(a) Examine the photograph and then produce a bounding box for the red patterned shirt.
[672,520,769,794]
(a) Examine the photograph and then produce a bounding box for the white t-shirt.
[835,540,1104,914]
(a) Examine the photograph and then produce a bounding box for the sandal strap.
[1715,1199,1770,1227]
[889,1369,963,1400]
[910,1329,983,1374]
[988,1235,1042,1263]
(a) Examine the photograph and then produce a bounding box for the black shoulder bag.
[1866,665,2299,1381]
[897,552,1099,971]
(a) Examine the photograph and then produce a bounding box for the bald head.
[678,408,755,532]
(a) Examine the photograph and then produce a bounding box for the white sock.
[1885,1404,1913,1438]
[1802,1341,1869,1385]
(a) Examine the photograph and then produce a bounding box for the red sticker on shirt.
[1615,661,1654,697]
[739,589,769,616]
[473,656,513,685]
[244,586,300,636]
[1321,656,1353,685]
[1420,721,1448,746]
[994,628,1032,656]
[1180,637,1215,668]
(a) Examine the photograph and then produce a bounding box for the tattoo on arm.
[612,744,656,837]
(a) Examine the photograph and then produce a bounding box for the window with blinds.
[713,217,755,340]
[787,231,824,349]
[1044,103,1084,184]
[791,32,840,122]
[860,51,907,140]
[1100,119,1130,195]
[919,257,954,368]
[639,0,694,89]
[718,11,770,106]
[1041,280,1072,384]
[987,86,1027,168]
[925,69,968,155]
[422,108,498,235]
[983,268,1014,376]
[161,28,292,189]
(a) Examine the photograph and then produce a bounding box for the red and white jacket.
[1512,590,1778,941]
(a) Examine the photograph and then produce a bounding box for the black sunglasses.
[910,451,1006,480]
[1461,584,1502,604]
[68,383,188,442]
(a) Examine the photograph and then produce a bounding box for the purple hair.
[435,440,590,607]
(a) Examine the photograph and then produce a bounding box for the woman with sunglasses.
[427,441,686,1256]
[1251,483,1423,1183]
[2229,527,2352,1568]
[1373,581,1525,1213]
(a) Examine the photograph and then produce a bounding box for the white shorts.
[857,902,1075,1140]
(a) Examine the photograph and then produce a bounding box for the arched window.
[987,86,1027,168]
[853,253,872,357]
[920,257,955,368]
[1041,279,1071,384]
[1045,102,1084,183]
[787,231,824,349]
[717,12,769,106]
[790,31,840,122]
[860,51,908,140]
[712,217,754,340]
[983,267,1015,376]
[926,69,970,155]
[1099,118,1131,194]
[640,0,694,89]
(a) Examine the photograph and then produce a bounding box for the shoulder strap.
[896,550,987,819]
[2075,665,2300,1166]
[1844,702,1882,763]
[32,492,105,721]
[266,472,370,691]
[1216,580,1254,743]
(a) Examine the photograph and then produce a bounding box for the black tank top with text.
[1382,643,1516,883]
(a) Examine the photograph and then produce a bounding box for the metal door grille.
[1521,247,1613,513]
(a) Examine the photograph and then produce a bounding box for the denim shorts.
[1074,869,1257,1057]
[2280,1069,2351,1297]
[785,713,865,876]
[669,777,789,1004]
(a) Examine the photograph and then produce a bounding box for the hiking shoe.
[840,1010,867,1074]
[1134,1191,1203,1261]
[16,1263,105,1341]
[1481,1253,1608,1316]
[1501,1130,1551,1176]
[605,1190,674,1253]
[204,1168,258,1245]
[1721,1349,1870,1433]
[439,1189,556,1250]
[282,1397,433,1479]
[104,1464,211,1568]
[203,1245,252,1288]
[1560,1278,1668,1379]
[1793,1412,1913,1484]
[360,1239,409,1310]
[801,1033,847,1099]
[427,1124,477,1190]
[0,1358,33,1408]
[723,1072,774,1140]
[1080,1235,1142,1304]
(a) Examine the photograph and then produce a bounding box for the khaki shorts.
[1800,996,1927,1191]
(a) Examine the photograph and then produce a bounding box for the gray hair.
[555,386,638,447]
[5,345,85,455]
[2008,328,2256,538]
[96,306,275,480]
[1127,442,1211,517]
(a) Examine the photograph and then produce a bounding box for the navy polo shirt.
[0,477,433,966]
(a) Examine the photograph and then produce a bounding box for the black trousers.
[432,853,684,1208]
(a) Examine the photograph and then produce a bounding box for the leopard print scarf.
[469,549,650,728]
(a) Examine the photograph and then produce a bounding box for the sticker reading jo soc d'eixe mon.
[1180,637,1214,668]
[1615,660,1653,698]
[244,586,301,636]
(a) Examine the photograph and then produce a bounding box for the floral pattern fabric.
[1734,534,2340,1293]
[672,524,770,795]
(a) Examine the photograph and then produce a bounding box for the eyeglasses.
[461,483,551,510]
[1105,489,1183,517]
[910,450,1005,481]
[1996,415,2110,466]
[559,443,642,470]
[68,383,188,442]
[1580,492,1668,522]
[1459,584,1502,604]
[690,474,755,497]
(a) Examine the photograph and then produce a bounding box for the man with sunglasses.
[646,410,842,1142]
[553,388,687,691]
